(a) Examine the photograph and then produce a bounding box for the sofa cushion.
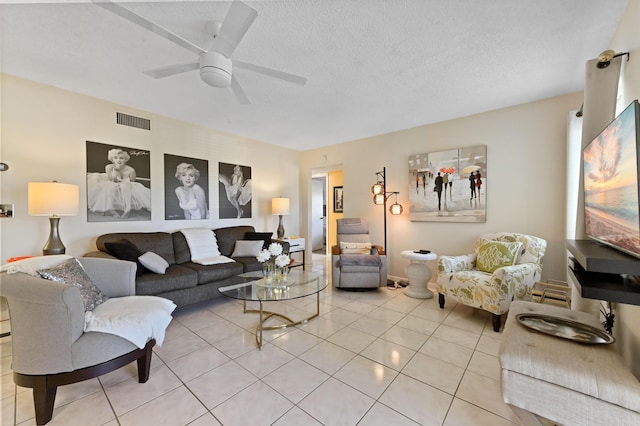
[180,261,243,284]
[214,226,256,257]
[244,231,273,249]
[97,232,176,265]
[232,257,264,273]
[104,239,147,276]
[135,264,198,296]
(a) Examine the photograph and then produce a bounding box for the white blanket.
[180,227,234,265]
[84,296,176,348]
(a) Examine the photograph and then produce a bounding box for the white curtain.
[566,111,582,239]
[574,56,624,239]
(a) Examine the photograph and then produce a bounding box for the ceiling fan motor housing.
[200,51,232,88]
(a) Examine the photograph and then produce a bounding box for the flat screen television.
[583,99,640,258]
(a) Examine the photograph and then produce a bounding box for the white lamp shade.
[272,197,290,215]
[28,182,79,216]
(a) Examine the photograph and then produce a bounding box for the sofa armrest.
[78,257,136,297]
[83,250,118,260]
[437,254,476,274]
[0,271,85,374]
[493,262,541,299]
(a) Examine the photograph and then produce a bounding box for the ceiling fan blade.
[234,60,307,86]
[211,1,258,58]
[92,0,205,56]
[230,76,251,105]
[143,61,200,79]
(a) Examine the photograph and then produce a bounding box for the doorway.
[311,175,327,254]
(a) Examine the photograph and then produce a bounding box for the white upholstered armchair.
[437,232,546,331]
[331,218,387,289]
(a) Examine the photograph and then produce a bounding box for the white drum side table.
[400,250,438,299]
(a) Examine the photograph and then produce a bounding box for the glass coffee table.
[218,270,328,349]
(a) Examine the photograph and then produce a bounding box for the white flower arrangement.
[257,242,290,266]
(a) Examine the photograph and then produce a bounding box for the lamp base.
[277,215,285,239]
[43,216,66,256]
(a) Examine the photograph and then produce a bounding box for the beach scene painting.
[408,145,486,222]
[584,101,640,258]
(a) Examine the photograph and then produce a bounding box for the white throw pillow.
[231,240,265,257]
[340,242,372,255]
[138,252,169,274]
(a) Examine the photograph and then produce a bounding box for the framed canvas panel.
[164,154,209,220]
[218,162,252,219]
[86,141,151,222]
[334,186,344,212]
[408,145,486,222]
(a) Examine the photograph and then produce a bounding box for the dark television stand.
[566,239,640,331]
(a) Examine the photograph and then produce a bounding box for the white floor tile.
[444,397,519,426]
[262,358,329,404]
[360,338,416,371]
[211,381,293,426]
[298,377,374,426]
[117,386,206,426]
[379,373,452,426]
[186,360,258,410]
[334,355,398,399]
[357,402,421,425]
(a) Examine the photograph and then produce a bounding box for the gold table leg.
[242,292,321,349]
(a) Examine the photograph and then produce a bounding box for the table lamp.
[272,197,290,239]
[28,181,80,255]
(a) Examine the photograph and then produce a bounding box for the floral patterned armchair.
[436,232,546,331]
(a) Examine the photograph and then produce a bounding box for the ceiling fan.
[92,0,307,104]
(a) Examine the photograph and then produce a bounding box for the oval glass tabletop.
[515,313,615,344]
[217,270,328,302]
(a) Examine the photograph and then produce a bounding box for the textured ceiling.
[0,0,628,151]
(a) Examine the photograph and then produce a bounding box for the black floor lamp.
[371,167,403,254]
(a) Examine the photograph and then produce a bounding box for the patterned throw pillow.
[37,257,108,311]
[475,241,523,273]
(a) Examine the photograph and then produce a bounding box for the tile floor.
[0,254,525,425]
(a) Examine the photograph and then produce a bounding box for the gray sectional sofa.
[85,226,286,308]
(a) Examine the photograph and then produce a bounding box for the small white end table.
[400,250,438,299]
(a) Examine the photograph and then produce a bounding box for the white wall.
[608,0,640,377]
[300,92,582,283]
[0,75,301,262]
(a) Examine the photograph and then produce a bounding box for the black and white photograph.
[86,141,151,222]
[164,154,209,220]
[218,162,252,219]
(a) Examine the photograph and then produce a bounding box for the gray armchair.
[0,257,157,425]
[331,218,388,289]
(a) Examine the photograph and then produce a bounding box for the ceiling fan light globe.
[201,67,231,87]
[199,51,232,88]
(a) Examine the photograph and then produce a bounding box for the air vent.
[116,112,151,131]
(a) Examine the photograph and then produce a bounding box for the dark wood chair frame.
[13,339,155,425]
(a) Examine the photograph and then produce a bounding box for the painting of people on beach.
[86,141,151,222]
[218,162,252,219]
[583,100,640,258]
[408,145,486,222]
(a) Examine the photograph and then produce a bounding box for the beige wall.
[0,75,301,262]
[608,0,640,377]
[301,92,582,284]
